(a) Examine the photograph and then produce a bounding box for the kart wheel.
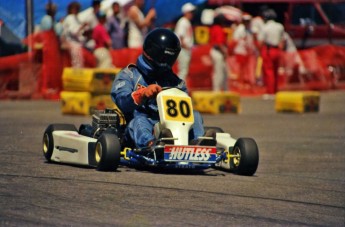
[230,138,259,176]
[42,124,78,162]
[204,126,224,133]
[95,133,121,171]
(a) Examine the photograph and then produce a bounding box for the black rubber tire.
[204,126,224,133]
[95,133,121,171]
[230,138,259,176]
[42,124,78,162]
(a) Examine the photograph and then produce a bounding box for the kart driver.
[111,28,205,148]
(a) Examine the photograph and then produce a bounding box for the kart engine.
[91,109,120,137]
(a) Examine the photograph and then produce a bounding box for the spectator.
[92,10,114,68]
[281,31,307,78]
[257,8,285,97]
[174,2,196,82]
[40,2,62,36]
[127,0,156,48]
[61,1,89,68]
[251,5,267,36]
[251,5,267,85]
[209,14,229,91]
[79,0,102,30]
[232,13,256,90]
[107,1,127,49]
[78,0,102,51]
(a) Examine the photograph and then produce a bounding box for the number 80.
[166,99,191,118]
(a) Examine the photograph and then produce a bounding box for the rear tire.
[95,133,121,171]
[230,138,259,176]
[42,124,78,162]
[204,126,224,133]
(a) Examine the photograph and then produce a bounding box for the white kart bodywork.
[49,131,96,165]
[155,88,237,149]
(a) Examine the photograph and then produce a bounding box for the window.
[291,4,324,26]
[321,2,345,25]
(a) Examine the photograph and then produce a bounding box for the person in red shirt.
[209,14,229,91]
[92,10,114,68]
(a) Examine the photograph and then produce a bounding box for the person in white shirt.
[174,3,196,82]
[79,0,101,30]
[127,0,156,48]
[62,1,89,68]
[232,13,256,89]
[251,7,266,84]
[257,9,285,95]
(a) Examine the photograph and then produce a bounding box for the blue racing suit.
[111,55,204,148]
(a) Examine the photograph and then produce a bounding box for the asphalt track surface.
[0,91,344,226]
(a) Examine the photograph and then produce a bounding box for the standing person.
[92,10,114,68]
[61,1,89,68]
[78,0,102,51]
[209,14,229,91]
[79,0,102,30]
[257,9,285,96]
[174,2,196,82]
[111,28,206,148]
[40,1,62,36]
[251,5,266,36]
[251,6,267,85]
[127,0,156,48]
[107,1,127,49]
[231,13,256,90]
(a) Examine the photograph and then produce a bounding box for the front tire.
[230,138,259,176]
[42,124,78,162]
[95,133,121,171]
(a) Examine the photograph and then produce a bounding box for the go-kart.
[42,88,259,176]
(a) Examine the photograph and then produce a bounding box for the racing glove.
[132,84,162,105]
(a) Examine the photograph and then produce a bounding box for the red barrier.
[111,48,142,68]
[0,53,32,70]
[312,45,345,89]
[1,42,345,99]
[186,45,213,90]
[280,45,345,91]
[187,44,345,94]
[40,31,62,99]
[0,53,34,97]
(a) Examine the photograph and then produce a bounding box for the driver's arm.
[111,71,137,116]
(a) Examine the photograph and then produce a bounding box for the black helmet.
[143,28,181,69]
[263,9,277,21]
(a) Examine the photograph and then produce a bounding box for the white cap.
[242,13,252,21]
[182,3,196,14]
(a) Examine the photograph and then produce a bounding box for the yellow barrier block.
[191,91,241,114]
[275,91,320,113]
[62,68,121,93]
[61,91,118,115]
[89,94,117,114]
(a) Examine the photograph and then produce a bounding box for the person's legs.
[261,46,275,94]
[211,48,225,91]
[94,47,114,68]
[127,111,204,147]
[271,48,282,94]
[69,41,84,68]
[127,115,157,148]
[189,110,205,140]
[177,48,191,81]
